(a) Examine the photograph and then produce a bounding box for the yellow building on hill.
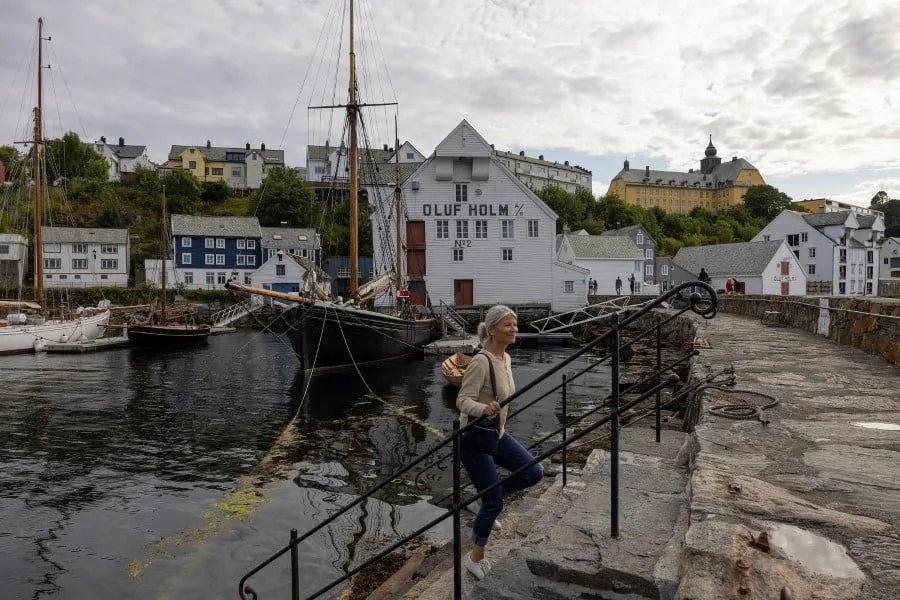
[607,137,765,214]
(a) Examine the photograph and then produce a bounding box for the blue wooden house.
[326,256,374,299]
[168,215,263,288]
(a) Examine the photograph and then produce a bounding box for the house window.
[866,250,873,264]
[216,238,225,249]
[763,235,770,241]
[453,248,464,262]
[215,255,225,265]
[189,160,197,169]
[455,184,468,203]
[59,274,67,280]
[237,255,246,266]
[217,272,227,284]
[809,247,816,258]
[801,232,808,242]
[808,264,816,275]
[205,254,215,265]
[456,220,469,239]
[787,234,799,246]
[212,168,224,176]
[231,168,242,177]
[101,245,118,254]
[100,274,108,280]
[866,282,873,294]
[502,248,513,262]
[206,273,215,285]
[244,273,252,284]
[183,237,192,247]
[268,249,276,260]
[794,250,800,259]
[276,264,286,276]
[237,239,246,249]
[867,266,874,279]
[246,255,256,266]
[839,249,847,263]
[501,220,514,239]
[184,272,194,284]
[636,232,644,245]
[44,258,61,269]
[101,259,118,270]
[475,220,488,239]
[437,220,449,239]
[564,281,574,293]
[645,248,653,259]
[0,245,8,254]
[182,253,192,264]
[661,265,669,276]
[247,239,256,249]
[527,220,539,238]
[839,265,847,279]
[645,264,653,276]
[72,243,88,254]
[72,259,88,270]
[406,152,414,159]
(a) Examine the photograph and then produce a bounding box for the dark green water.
[0,331,610,599]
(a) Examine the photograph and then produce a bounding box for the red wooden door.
[406,221,426,277]
[781,281,790,295]
[454,279,473,305]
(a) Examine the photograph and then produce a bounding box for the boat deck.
[43,336,130,353]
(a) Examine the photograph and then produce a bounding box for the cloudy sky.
[2,0,899,207]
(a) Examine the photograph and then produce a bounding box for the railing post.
[610,312,620,538]
[452,419,462,600]
[561,373,568,488]
[656,314,662,443]
[290,528,299,600]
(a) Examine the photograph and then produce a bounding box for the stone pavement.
[682,312,900,599]
[390,312,899,600]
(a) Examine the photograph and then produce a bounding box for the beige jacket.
[456,351,515,437]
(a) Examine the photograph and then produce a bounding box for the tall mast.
[348,0,359,296]
[34,18,45,308]
[160,186,168,324]
[394,114,402,309]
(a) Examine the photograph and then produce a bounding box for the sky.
[2,0,899,208]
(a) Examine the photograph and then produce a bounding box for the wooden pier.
[43,336,130,353]
[424,332,575,356]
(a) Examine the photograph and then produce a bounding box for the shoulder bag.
[461,352,501,455]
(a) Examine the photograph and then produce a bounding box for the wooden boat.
[441,352,471,387]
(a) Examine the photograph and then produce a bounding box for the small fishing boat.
[440,352,471,387]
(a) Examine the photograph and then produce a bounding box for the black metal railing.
[238,282,717,600]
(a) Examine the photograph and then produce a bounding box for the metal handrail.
[237,282,718,599]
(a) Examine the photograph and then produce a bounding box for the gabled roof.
[170,215,262,238]
[42,226,128,244]
[673,240,785,277]
[259,227,318,250]
[434,119,493,158]
[600,224,655,243]
[110,144,146,159]
[563,234,644,260]
[856,215,876,228]
[359,161,423,186]
[168,145,284,164]
[801,211,852,227]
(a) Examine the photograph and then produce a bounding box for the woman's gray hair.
[476,304,517,346]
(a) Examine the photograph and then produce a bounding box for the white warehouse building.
[370,119,588,312]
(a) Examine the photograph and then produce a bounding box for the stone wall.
[717,295,900,365]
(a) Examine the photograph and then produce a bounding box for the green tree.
[252,166,317,227]
[201,180,230,204]
[743,184,793,221]
[160,169,201,214]
[43,132,109,182]
[0,145,22,182]
[879,198,900,238]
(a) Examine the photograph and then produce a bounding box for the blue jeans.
[460,432,543,546]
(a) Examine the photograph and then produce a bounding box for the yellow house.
[167,141,285,190]
[608,137,765,214]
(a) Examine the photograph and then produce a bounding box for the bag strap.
[480,351,499,402]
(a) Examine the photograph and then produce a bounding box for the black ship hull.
[286,303,437,375]
[128,324,212,347]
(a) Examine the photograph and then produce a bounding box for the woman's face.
[491,314,518,345]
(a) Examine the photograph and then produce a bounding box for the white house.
[41,227,130,288]
[0,233,28,287]
[600,224,658,284]
[673,240,807,295]
[879,237,900,281]
[250,251,331,305]
[556,233,645,295]
[307,140,426,183]
[369,119,586,312]
[93,136,154,182]
[260,226,322,265]
[752,210,883,295]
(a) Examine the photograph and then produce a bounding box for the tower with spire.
[700,134,722,174]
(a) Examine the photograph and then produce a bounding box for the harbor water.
[0,330,611,599]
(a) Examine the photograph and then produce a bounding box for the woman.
[455,305,543,580]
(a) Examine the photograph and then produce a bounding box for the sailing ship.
[225,0,436,374]
[0,18,110,355]
[127,189,211,347]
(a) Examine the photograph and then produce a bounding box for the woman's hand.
[482,401,501,417]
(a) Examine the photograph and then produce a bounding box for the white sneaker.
[465,498,502,531]
[465,553,492,580]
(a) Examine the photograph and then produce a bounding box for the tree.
[43,132,109,182]
[743,184,793,221]
[0,145,22,182]
[252,166,316,227]
[201,180,230,204]
[871,190,889,208]
[160,169,201,214]
[880,198,900,238]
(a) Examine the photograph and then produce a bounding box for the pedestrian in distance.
[615,276,623,295]
[628,273,636,294]
[455,305,543,580]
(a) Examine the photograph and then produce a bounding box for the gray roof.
[111,144,146,159]
[359,161,423,186]
[612,157,758,189]
[170,215,262,238]
[600,224,656,244]
[673,240,785,277]
[168,145,284,164]
[848,238,866,248]
[563,234,644,260]
[802,211,851,227]
[857,214,876,228]
[260,227,318,250]
[42,226,128,244]
[493,149,592,174]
